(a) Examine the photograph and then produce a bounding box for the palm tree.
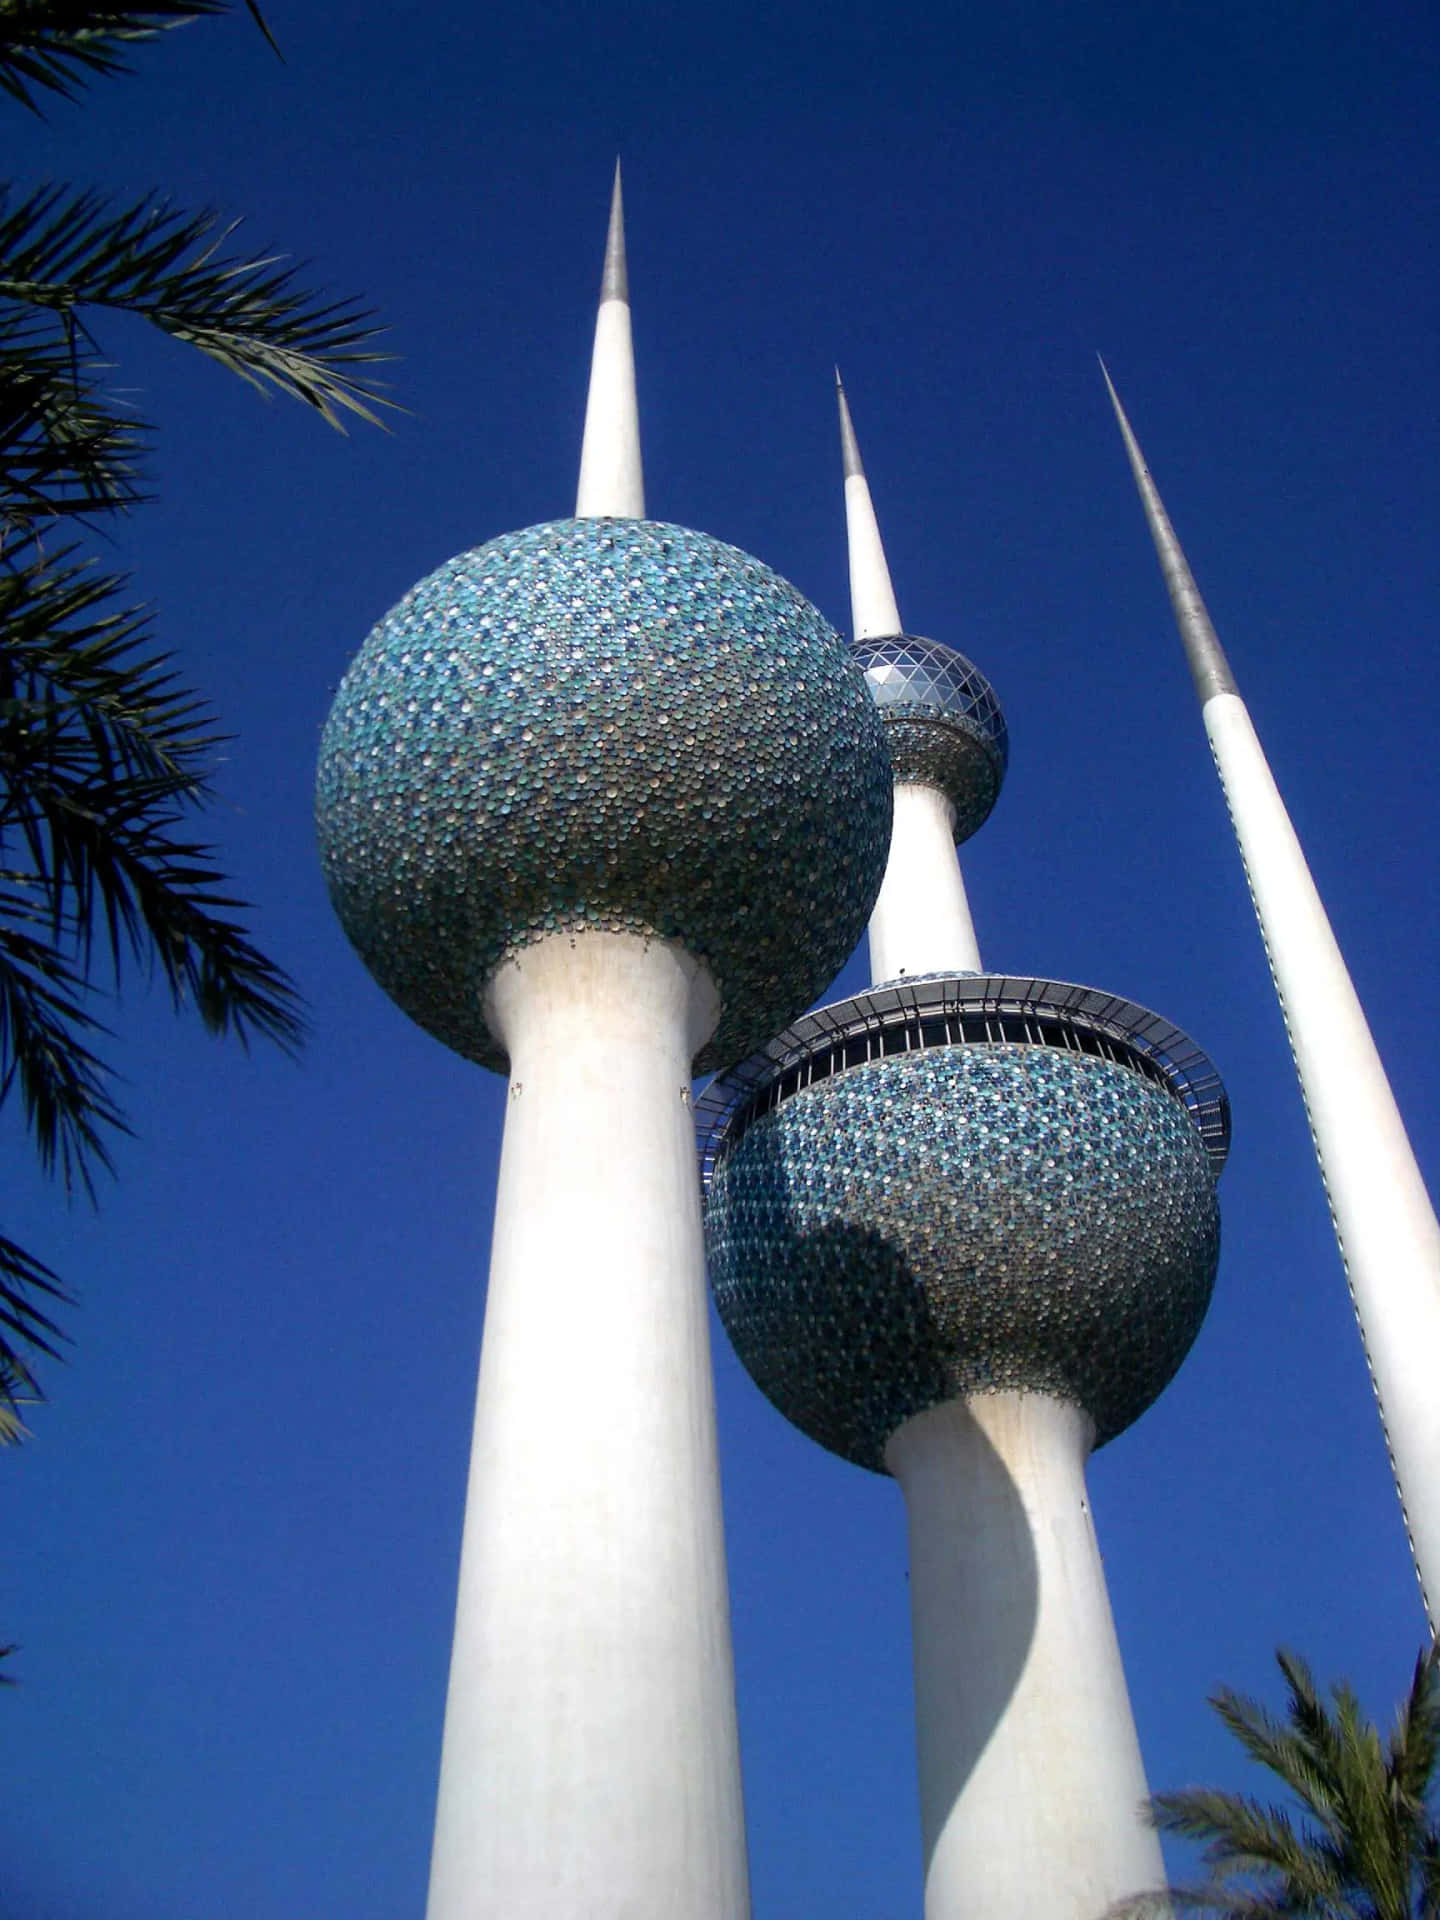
[1110,1644,1440,1919]
[0,1,392,1435]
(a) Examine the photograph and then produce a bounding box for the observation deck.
[697,970,1231,1186]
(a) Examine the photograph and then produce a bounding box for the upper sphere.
[853,634,1007,842]
[316,518,893,1075]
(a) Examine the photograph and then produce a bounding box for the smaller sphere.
[853,634,1007,842]
[316,519,892,1074]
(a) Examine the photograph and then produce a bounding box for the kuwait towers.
[1103,368,1440,1627]
[315,172,892,1918]
[700,383,1229,1919]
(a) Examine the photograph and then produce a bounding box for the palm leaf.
[0,307,146,530]
[0,1231,67,1438]
[1134,1647,1440,1920]
[0,552,304,1062]
[0,185,392,427]
[0,0,387,1443]
[1152,1786,1346,1899]
[0,1,277,114]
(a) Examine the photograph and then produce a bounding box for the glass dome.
[852,634,1007,841]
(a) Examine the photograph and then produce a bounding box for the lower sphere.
[705,1044,1220,1469]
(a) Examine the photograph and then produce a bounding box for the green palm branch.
[0,309,145,530]
[0,1235,64,1442]
[0,184,390,430]
[0,1,278,114]
[1108,1644,1440,1919]
[0,0,392,1434]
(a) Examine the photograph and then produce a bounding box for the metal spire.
[575,163,645,519]
[1102,359,1440,1630]
[1099,359,1236,702]
[836,371,903,641]
[837,373,984,979]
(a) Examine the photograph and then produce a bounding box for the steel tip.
[600,163,628,304]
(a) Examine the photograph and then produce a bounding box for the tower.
[1103,365,1440,1628]
[314,173,893,1919]
[698,384,1228,1919]
[838,375,1001,979]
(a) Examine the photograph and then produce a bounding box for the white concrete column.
[575,166,645,520]
[844,470,903,641]
[866,781,982,982]
[426,929,751,1920]
[885,1395,1166,1920]
[1205,691,1440,1626]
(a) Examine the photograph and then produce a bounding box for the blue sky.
[4,2,1439,1914]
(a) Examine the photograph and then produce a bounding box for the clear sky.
[4,2,1439,1914]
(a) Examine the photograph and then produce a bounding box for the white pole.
[866,782,982,981]
[576,164,645,521]
[426,930,751,1920]
[836,377,1166,1915]
[886,1395,1167,1920]
[836,378,984,980]
[1203,693,1440,1623]
[1103,364,1440,1626]
[837,375,904,643]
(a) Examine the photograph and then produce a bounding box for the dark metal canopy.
[696,971,1231,1186]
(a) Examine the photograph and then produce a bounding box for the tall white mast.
[1103,362,1440,1628]
[575,162,645,519]
[423,179,749,1919]
[837,375,983,978]
[838,373,904,640]
[825,382,1172,1919]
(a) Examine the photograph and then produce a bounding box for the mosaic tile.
[705,1045,1220,1470]
[316,519,893,1073]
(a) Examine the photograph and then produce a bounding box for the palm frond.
[1151,1786,1346,1900]
[0,1,277,114]
[0,308,146,533]
[0,550,217,794]
[1144,1646,1440,1920]
[1109,1888,1316,1918]
[0,185,391,427]
[1389,1645,1440,1822]
[1418,1821,1440,1920]
[1164,1888,1328,1916]
[0,1230,67,1438]
[0,548,302,1191]
[1212,1671,1346,1841]
[0,902,125,1189]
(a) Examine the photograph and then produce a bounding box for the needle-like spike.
[836,372,903,640]
[1102,356,1440,1631]
[836,366,864,479]
[575,163,645,518]
[1099,358,1236,701]
[600,161,628,303]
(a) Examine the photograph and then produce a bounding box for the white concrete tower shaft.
[885,1397,1167,1920]
[1104,362,1440,1631]
[425,185,750,1920]
[842,383,1165,1917]
[838,377,982,979]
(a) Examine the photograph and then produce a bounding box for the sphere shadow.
[889,1398,1043,1886]
[707,1179,1041,1845]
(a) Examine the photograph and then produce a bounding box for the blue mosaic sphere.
[705,1046,1220,1470]
[316,518,893,1074]
[853,634,1007,843]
